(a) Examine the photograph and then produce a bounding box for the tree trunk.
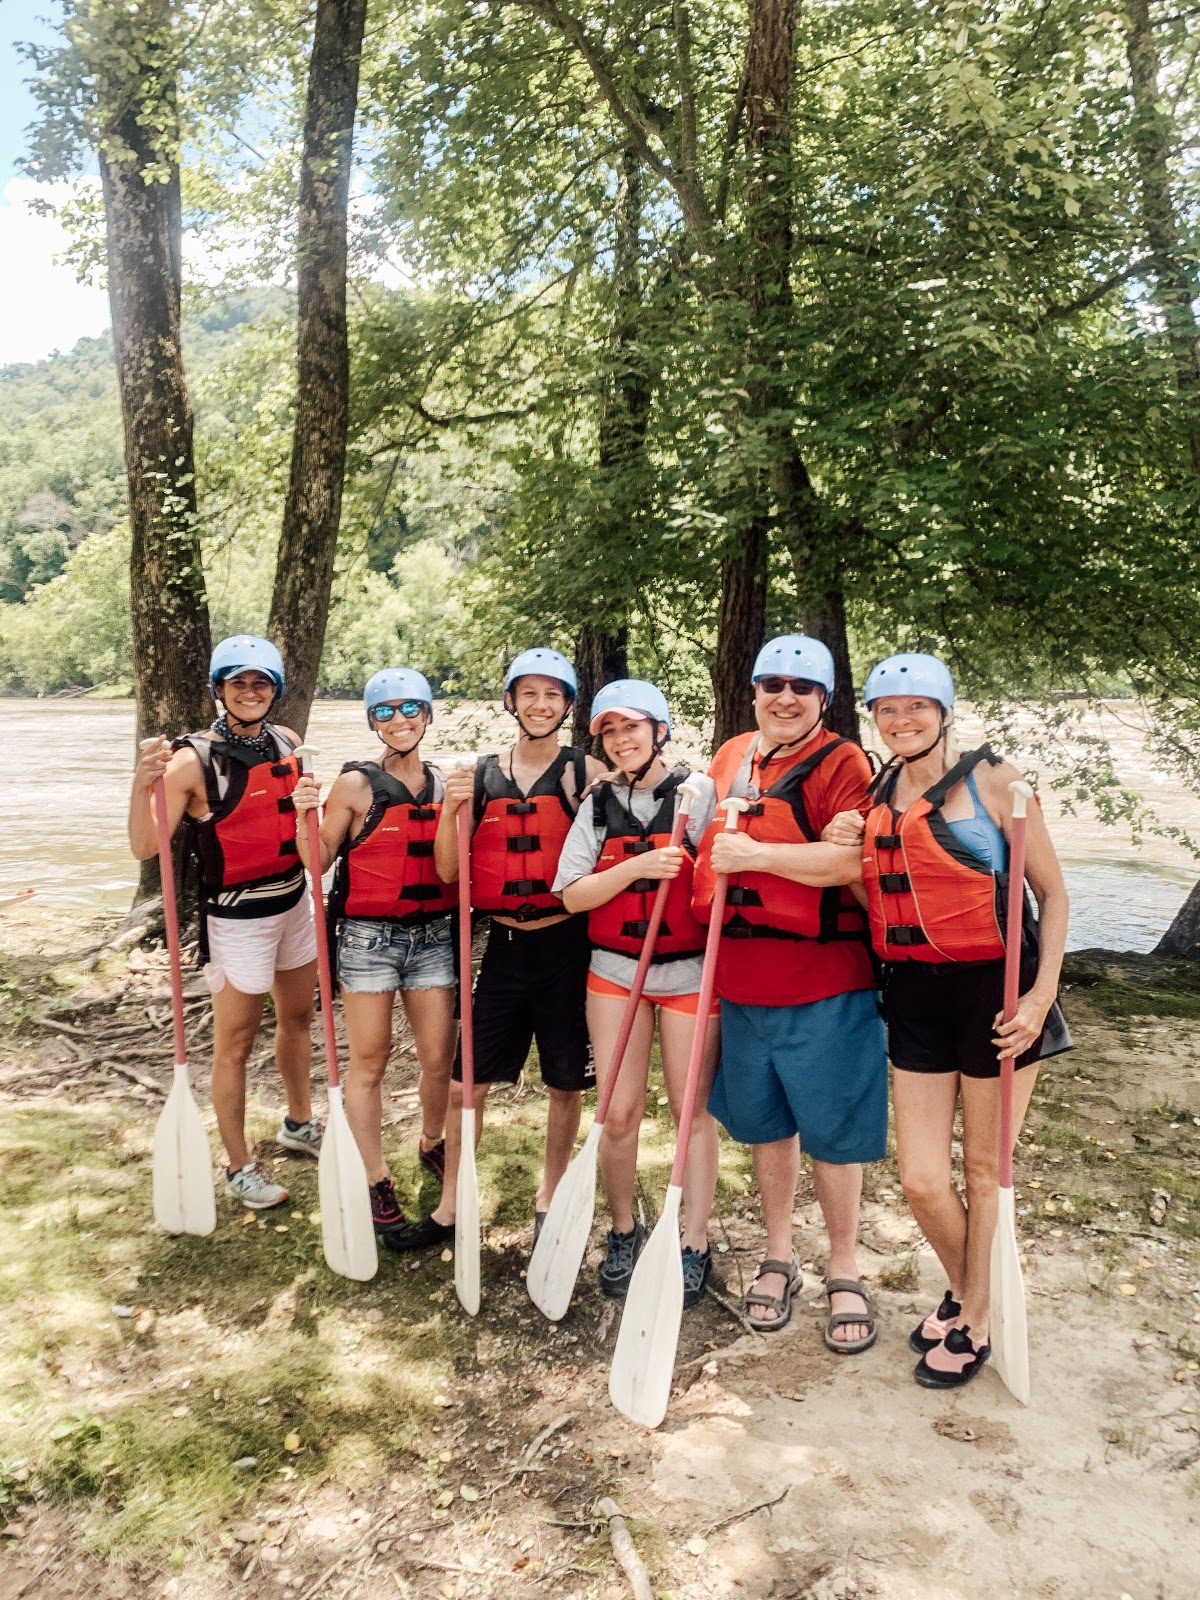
[1124,0,1200,473]
[268,0,369,734]
[573,144,644,750]
[1154,879,1200,960]
[801,588,858,740]
[95,2,212,901]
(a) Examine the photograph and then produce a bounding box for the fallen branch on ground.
[522,1411,575,1464]
[596,1498,653,1600]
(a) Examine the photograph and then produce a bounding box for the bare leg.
[956,1066,1040,1340]
[659,1007,720,1252]
[894,1070,967,1302]
[401,985,457,1157]
[209,983,266,1171]
[270,960,316,1124]
[341,989,395,1183]
[813,1159,869,1344]
[539,1087,583,1213]
[747,1136,800,1322]
[591,991,656,1233]
[431,1078,489,1225]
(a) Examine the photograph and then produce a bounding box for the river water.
[3,697,1196,952]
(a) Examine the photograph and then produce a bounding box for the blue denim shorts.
[337,915,456,994]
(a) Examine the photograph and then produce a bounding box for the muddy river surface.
[3,697,1196,952]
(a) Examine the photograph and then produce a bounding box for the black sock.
[284,1116,303,1132]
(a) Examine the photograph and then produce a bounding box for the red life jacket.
[334,762,455,923]
[178,726,302,903]
[692,733,868,944]
[470,748,587,922]
[587,770,707,962]
[861,746,1009,964]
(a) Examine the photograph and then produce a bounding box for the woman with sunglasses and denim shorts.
[293,669,457,1247]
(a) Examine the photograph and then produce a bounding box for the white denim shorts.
[204,895,317,996]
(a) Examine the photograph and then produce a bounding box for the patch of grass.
[878,1253,920,1292]
[1062,953,1200,1021]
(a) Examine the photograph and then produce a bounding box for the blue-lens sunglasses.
[372,700,425,722]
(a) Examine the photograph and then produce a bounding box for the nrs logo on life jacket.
[177,728,301,900]
[335,762,455,922]
[588,770,706,962]
[469,748,587,921]
[692,731,868,944]
[862,746,1008,964]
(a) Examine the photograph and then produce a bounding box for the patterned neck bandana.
[211,715,275,757]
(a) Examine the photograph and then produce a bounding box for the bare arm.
[708,830,863,887]
[433,763,476,883]
[293,770,367,874]
[560,846,685,914]
[127,739,204,861]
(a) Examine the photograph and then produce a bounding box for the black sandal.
[909,1289,961,1354]
[744,1256,801,1332]
[914,1325,991,1388]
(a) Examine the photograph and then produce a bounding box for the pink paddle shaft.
[593,800,693,1124]
[667,804,741,1189]
[300,774,341,1091]
[998,808,1029,1188]
[154,775,187,1067]
[457,806,475,1099]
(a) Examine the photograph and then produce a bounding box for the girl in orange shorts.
[553,679,720,1306]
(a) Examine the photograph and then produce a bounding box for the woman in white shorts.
[128,636,322,1211]
[293,668,457,1248]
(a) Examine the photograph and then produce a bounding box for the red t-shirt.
[707,727,876,1007]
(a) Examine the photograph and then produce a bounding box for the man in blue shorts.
[692,636,887,1350]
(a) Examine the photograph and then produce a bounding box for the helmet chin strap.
[214,686,277,732]
[760,700,825,767]
[510,692,574,742]
[900,711,949,765]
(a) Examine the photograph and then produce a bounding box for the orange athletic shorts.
[586,971,720,1018]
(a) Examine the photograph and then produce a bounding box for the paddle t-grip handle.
[154,771,187,1066]
[296,746,341,1091]
[999,779,1033,1187]
[457,806,475,1099]
[593,772,699,1124]
[668,796,748,1188]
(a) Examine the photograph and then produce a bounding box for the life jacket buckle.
[507,801,537,816]
[507,835,539,853]
[619,920,651,939]
[726,886,763,908]
[270,762,293,778]
[888,925,929,946]
[875,833,902,850]
[411,806,437,822]
[878,872,911,894]
[406,840,435,857]
[624,840,654,855]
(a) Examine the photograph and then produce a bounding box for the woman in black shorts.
[782,652,1070,1388]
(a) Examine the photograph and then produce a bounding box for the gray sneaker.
[599,1222,645,1299]
[225,1160,289,1210]
[276,1117,323,1157]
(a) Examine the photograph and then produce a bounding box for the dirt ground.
[1,906,1198,1600]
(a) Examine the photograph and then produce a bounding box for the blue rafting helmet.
[588,679,672,741]
[363,667,435,728]
[502,647,578,706]
[864,652,956,710]
[751,634,836,697]
[209,635,285,697]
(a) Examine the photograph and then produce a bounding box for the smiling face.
[753,678,825,748]
[508,674,570,736]
[371,701,429,754]
[597,712,661,777]
[871,694,946,758]
[215,670,277,727]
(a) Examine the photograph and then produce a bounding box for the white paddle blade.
[527,1121,602,1321]
[152,1063,216,1237]
[990,1184,1030,1405]
[455,1107,481,1316]
[318,1086,378,1282]
[609,1186,685,1428]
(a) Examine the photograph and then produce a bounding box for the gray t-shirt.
[553,774,718,996]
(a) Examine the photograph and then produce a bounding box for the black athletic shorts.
[883,954,1072,1079]
[453,915,594,1092]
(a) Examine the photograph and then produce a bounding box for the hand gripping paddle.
[151,774,216,1236]
[527,775,703,1321]
[295,747,378,1283]
[609,795,749,1427]
[989,779,1033,1404]
[454,805,482,1316]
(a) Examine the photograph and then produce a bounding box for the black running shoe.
[681,1245,712,1309]
[599,1222,645,1299]
[369,1177,406,1233]
[379,1212,456,1254]
[418,1139,446,1183]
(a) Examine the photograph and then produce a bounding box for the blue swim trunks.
[708,988,888,1162]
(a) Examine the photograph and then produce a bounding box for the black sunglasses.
[757,676,822,696]
[372,700,426,722]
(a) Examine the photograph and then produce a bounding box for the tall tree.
[268,0,370,733]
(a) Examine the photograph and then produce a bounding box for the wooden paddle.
[989,778,1033,1404]
[150,774,216,1237]
[295,747,378,1283]
[609,795,748,1428]
[454,805,482,1316]
[527,775,702,1322]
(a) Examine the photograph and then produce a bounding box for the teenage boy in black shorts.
[384,649,606,1249]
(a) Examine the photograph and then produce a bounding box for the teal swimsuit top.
[945,770,1008,872]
